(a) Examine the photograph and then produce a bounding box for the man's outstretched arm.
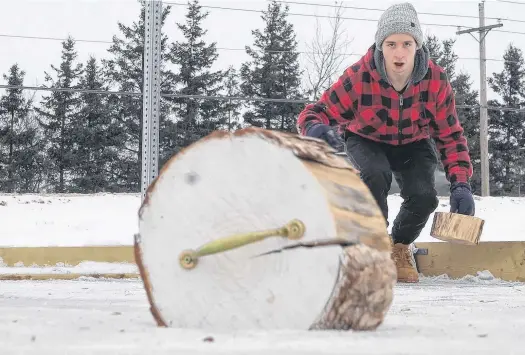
[430,75,475,215]
[296,68,359,143]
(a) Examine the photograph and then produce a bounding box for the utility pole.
[141,0,163,201]
[456,1,502,197]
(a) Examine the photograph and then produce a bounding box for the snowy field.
[1,276,525,354]
[1,193,525,353]
[1,192,525,248]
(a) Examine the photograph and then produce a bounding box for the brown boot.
[391,243,419,283]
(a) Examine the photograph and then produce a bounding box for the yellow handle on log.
[178,219,305,270]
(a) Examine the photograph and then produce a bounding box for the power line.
[0,5,518,43]
[274,0,479,19]
[0,84,309,103]
[0,5,523,50]
[2,84,525,113]
[163,2,525,36]
[215,46,521,65]
[161,93,313,103]
[1,32,518,64]
[0,33,112,44]
[0,3,523,61]
[484,105,525,112]
[223,46,523,65]
[0,84,140,96]
[164,1,466,29]
[1,33,350,55]
[0,2,522,90]
[496,0,525,4]
[273,0,525,24]
[494,29,525,35]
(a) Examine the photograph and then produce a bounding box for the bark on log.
[136,127,396,331]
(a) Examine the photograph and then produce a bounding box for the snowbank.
[0,192,524,247]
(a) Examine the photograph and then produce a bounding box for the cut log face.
[136,127,395,332]
[430,212,485,245]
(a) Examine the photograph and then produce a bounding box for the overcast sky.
[1,0,524,104]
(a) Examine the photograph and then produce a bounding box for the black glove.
[450,182,475,216]
[305,123,345,152]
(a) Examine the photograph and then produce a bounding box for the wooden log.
[135,127,396,332]
[430,212,485,245]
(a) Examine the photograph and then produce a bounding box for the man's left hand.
[304,123,345,152]
[450,182,475,216]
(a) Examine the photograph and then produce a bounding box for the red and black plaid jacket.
[297,46,472,184]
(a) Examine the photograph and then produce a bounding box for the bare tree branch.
[303,1,353,100]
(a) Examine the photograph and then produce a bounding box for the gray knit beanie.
[375,2,423,50]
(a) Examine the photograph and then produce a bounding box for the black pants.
[344,133,439,245]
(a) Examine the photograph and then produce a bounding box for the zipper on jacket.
[398,94,403,145]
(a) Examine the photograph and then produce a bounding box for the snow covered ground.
[0,261,138,276]
[1,193,524,353]
[1,192,524,248]
[0,193,140,248]
[1,276,524,354]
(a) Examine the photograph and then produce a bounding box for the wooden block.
[0,246,135,267]
[414,241,525,282]
[430,212,485,245]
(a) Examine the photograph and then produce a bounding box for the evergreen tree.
[103,3,173,190]
[440,39,458,80]
[425,34,457,79]
[487,44,525,195]
[165,0,227,158]
[240,0,305,131]
[425,34,442,64]
[222,66,243,131]
[71,56,124,193]
[0,64,45,192]
[35,37,83,193]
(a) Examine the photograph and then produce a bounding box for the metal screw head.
[286,219,306,240]
[179,250,198,270]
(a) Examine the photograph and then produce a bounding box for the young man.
[296,2,475,283]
